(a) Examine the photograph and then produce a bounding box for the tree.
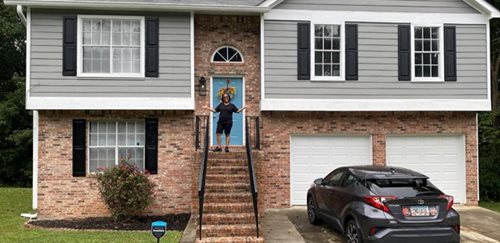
[488,0,500,110]
[0,1,32,186]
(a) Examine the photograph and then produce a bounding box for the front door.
[211,77,244,146]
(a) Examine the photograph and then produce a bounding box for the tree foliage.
[0,1,32,186]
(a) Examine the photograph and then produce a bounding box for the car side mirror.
[314,178,324,185]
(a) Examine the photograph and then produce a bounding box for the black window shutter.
[444,26,457,81]
[72,119,86,177]
[145,118,158,174]
[145,17,160,77]
[63,16,77,76]
[398,24,411,81]
[297,22,311,80]
[345,24,358,80]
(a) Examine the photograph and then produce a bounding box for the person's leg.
[224,122,232,152]
[216,133,222,147]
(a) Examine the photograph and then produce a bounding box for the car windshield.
[366,178,441,197]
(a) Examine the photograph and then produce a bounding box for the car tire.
[307,196,321,225]
[345,219,363,243]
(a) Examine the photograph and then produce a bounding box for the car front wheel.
[345,219,363,243]
[307,196,321,225]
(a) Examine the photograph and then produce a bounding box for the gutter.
[16,5,27,26]
[5,1,272,13]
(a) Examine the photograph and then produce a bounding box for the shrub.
[96,161,155,221]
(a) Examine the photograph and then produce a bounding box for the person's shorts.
[216,121,233,135]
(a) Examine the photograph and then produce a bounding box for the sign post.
[151,221,167,243]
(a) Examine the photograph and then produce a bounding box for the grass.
[0,187,183,243]
[479,201,500,213]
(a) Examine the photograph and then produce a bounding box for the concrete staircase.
[196,150,264,243]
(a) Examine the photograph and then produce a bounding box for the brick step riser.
[208,162,248,167]
[205,189,250,194]
[195,237,264,243]
[206,177,249,184]
[205,194,253,201]
[203,215,256,225]
[198,228,258,238]
[209,155,248,160]
[205,184,250,191]
[205,198,254,204]
[204,205,254,214]
[207,168,249,174]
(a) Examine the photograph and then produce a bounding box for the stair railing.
[197,115,210,240]
[245,116,260,238]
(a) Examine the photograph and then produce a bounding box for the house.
[5,0,499,240]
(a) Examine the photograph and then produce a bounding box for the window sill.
[310,78,346,82]
[77,76,147,81]
[411,78,445,83]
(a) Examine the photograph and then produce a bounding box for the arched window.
[212,46,244,63]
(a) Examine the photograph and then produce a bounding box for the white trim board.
[264,10,491,24]
[32,110,38,210]
[26,97,195,110]
[261,98,491,111]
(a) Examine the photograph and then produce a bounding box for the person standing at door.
[204,93,246,152]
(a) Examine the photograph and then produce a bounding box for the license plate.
[409,206,430,217]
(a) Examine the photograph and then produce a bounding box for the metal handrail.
[245,116,260,238]
[197,116,210,240]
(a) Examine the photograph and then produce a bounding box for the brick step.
[196,236,264,243]
[197,224,258,238]
[205,183,250,193]
[204,202,254,214]
[205,192,253,204]
[206,174,249,184]
[207,165,249,174]
[203,213,256,225]
[208,159,247,167]
[209,152,247,160]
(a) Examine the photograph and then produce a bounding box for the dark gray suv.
[307,166,460,243]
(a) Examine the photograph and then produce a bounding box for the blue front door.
[212,77,244,146]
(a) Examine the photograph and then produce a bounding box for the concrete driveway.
[263,206,500,243]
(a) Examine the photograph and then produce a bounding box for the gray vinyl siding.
[30,9,191,98]
[264,21,488,99]
[274,0,479,13]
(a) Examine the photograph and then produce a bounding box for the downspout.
[16,5,38,217]
[16,5,27,26]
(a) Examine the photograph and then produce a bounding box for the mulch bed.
[27,213,190,231]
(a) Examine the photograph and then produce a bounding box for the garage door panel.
[291,135,371,205]
[386,135,466,203]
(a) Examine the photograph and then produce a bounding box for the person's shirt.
[215,103,239,123]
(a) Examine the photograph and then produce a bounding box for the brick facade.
[194,14,261,117]
[37,110,195,219]
[257,111,478,209]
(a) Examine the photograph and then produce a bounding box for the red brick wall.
[257,111,478,208]
[37,110,194,219]
[194,14,261,117]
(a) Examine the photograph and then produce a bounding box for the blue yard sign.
[151,221,167,242]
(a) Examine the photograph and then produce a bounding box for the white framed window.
[88,121,145,173]
[412,25,444,82]
[77,15,145,78]
[211,46,244,63]
[312,23,344,81]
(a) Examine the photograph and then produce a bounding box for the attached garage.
[290,135,372,205]
[386,135,466,203]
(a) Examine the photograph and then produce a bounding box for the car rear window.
[366,178,441,197]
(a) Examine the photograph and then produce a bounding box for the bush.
[479,111,500,201]
[96,161,155,221]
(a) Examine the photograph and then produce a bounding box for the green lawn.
[0,188,183,243]
[480,201,500,213]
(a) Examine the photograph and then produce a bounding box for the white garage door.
[386,135,466,203]
[290,135,372,205]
